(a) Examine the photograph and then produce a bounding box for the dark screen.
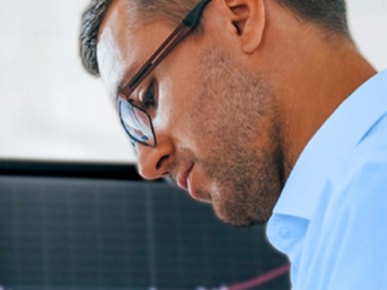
[0,168,289,290]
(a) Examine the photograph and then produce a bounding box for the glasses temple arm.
[124,0,211,96]
[183,0,211,28]
[127,24,191,92]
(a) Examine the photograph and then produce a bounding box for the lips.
[177,163,194,192]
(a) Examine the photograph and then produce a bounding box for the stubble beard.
[200,144,283,226]
[191,45,284,226]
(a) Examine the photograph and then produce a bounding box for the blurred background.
[0,0,386,164]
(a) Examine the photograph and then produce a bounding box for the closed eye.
[139,80,157,113]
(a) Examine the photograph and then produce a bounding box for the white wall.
[347,0,387,71]
[0,0,135,163]
[0,0,386,163]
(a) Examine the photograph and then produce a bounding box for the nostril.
[156,155,169,170]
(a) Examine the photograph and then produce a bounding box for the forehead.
[96,0,136,102]
[96,0,171,102]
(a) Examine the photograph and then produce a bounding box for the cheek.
[153,76,173,127]
[153,69,201,141]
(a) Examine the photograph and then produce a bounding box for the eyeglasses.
[117,0,212,147]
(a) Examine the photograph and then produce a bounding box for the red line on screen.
[227,263,290,290]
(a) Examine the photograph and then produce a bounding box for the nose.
[135,136,174,180]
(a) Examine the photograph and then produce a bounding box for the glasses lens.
[118,98,155,146]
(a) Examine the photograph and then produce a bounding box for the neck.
[266,20,376,178]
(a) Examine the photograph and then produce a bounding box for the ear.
[225,0,266,54]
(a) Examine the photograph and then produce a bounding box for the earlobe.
[225,0,266,54]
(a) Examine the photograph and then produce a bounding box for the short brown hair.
[79,0,349,76]
[277,0,348,35]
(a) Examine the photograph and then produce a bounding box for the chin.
[210,188,274,227]
[213,205,269,227]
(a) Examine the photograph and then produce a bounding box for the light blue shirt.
[266,70,387,290]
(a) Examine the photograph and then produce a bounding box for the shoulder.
[333,112,387,213]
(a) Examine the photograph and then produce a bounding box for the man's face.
[97,0,283,226]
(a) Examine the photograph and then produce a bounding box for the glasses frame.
[118,0,212,147]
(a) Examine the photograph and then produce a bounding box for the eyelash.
[139,81,157,112]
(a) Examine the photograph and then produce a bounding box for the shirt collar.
[272,69,387,220]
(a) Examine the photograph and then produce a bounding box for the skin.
[96,0,376,226]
